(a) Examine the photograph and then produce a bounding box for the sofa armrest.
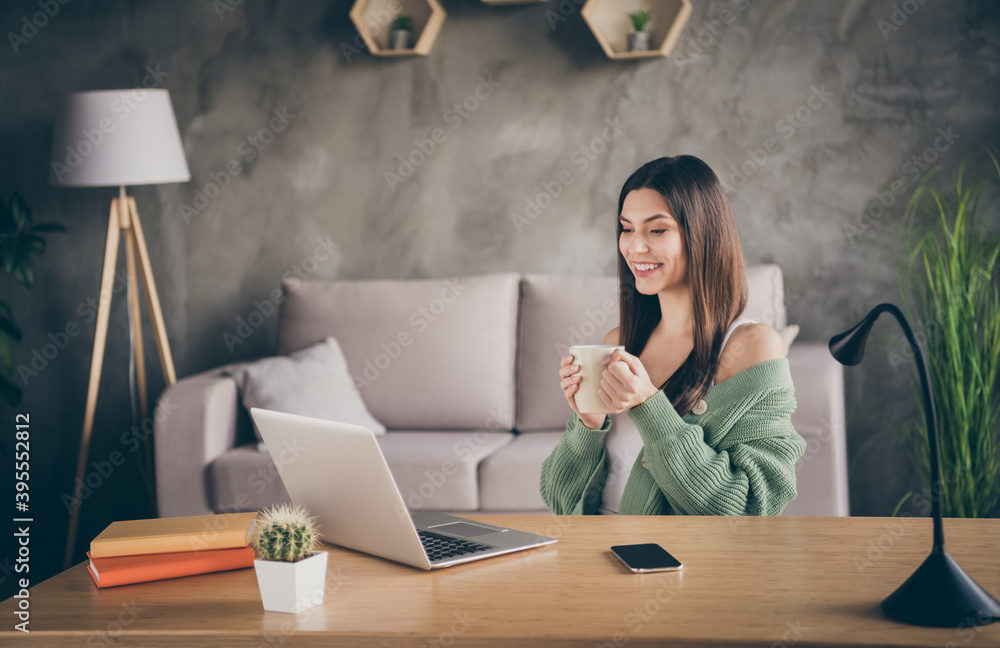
[155,369,245,518]
[784,342,850,516]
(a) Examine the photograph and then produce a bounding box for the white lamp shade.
[50,89,190,187]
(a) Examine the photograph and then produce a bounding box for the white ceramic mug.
[568,345,624,414]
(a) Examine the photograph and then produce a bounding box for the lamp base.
[882,550,1000,627]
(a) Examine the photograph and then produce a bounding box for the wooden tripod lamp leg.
[127,197,177,385]
[122,208,148,419]
[123,210,156,515]
[127,198,176,517]
[64,198,122,571]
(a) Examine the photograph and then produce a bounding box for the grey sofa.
[155,265,849,518]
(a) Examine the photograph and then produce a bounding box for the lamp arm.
[870,303,945,552]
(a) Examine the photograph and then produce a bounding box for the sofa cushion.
[207,431,515,514]
[277,273,519,430]
[784,343,849,516]
[516,275,619,432]
[745,264,788,329]
[224,337,386,447]
[377,430,514,511]
[207,444,294,513]
[515,264,790,432]
[778,324,799,355]
[478,431,563,511]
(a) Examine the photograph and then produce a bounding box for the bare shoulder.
[603,326,620,346]
[715,323,785,384]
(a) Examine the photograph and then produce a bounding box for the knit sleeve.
[627,387,805,516]
[539,412,612,515]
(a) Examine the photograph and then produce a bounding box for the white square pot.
[253,550,328,614]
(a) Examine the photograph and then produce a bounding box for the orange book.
[90,512,258,558]
[86,546,256,588]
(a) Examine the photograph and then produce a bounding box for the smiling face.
[618,188,688,296]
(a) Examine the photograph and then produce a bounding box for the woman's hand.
[559,355,608,430]
[597,348,660,413]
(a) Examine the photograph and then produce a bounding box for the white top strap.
[711,316,757,387]
[600,315,759,515]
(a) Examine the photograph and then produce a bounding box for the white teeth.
[635,263,662,272]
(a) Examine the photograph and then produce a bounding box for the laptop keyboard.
[419,530,494,562]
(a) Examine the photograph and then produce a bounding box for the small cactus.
[251,503,321,562]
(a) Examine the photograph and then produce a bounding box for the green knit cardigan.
[539,358,806,516]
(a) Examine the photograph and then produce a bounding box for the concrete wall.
[0,0,997,594]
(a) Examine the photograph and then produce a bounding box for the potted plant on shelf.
[627,9,652,52]
[892,149,1000,518]
[390,13,414,50]
[251,503,328,614]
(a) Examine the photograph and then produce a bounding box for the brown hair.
[616,155,748,415]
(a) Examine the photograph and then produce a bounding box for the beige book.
[90,512,258,558]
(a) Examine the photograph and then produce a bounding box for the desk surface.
[3,515,1000,647]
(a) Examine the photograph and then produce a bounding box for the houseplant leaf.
[8,192,31,230]
[0,193,63,406]
[0,303,23,342]
[895,148,1000,518]
[23,233,47,253]
[0,235,16,274]
[11,245,35,289]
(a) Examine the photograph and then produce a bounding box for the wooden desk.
[3,515,999,647]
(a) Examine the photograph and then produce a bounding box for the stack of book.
[86,512,259,588]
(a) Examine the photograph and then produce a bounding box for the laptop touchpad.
[430,522,497,538]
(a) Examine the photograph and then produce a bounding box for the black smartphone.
[610,543,683,573]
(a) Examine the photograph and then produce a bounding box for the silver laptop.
[250,408,557,570]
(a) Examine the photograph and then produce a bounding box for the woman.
[540,155,806,516]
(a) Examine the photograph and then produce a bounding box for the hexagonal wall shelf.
[350,0,446,57]
[582,0,692,60]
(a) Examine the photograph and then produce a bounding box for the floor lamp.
[50,89,190,570]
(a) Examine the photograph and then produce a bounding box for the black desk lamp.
[829,303,1000,627]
